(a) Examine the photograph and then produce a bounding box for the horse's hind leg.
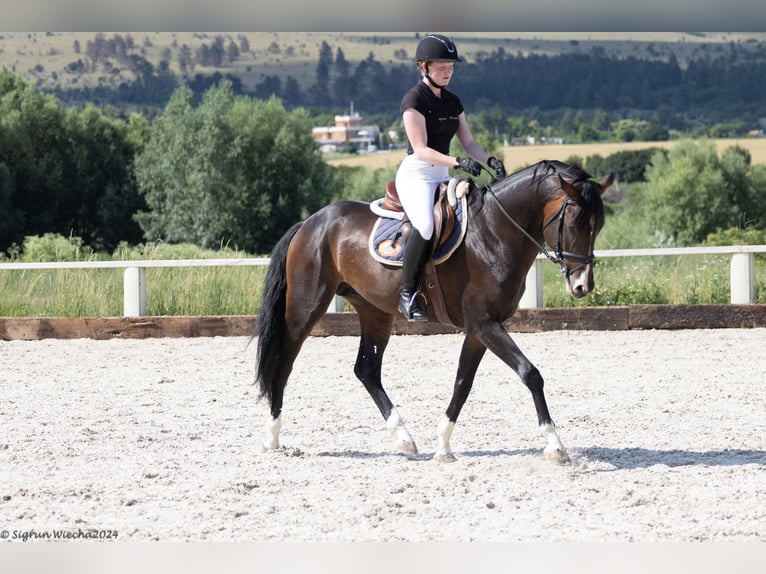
[353,303,418,458]
[256,230,338,453]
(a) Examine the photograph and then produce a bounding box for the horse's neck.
[493,179,550,234]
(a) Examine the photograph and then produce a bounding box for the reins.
[483,174,596,278]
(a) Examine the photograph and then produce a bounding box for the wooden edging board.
[1,305,765,341]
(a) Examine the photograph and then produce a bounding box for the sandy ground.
[1,328,765,542]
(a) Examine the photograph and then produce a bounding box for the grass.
[1,244,763,318]
[542,254,766,307]
[0,236,269,317]
[0,265,269,317]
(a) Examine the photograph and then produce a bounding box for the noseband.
[485,185,597,279]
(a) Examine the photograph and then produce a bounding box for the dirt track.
[1,329,764,541]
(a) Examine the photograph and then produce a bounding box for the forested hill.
[2,32,766,131]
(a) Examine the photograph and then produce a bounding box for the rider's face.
[425,62,454,85]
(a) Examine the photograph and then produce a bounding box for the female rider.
[395,33,507,321]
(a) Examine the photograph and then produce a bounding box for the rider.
[395,33,507,321]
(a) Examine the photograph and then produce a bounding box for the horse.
[254,159,614,463]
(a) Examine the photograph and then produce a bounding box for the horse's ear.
[558,174,581,201]
[597,172,615,195]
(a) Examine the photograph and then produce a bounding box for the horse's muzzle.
[565,266,594,298]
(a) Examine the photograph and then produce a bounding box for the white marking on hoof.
[434,453,457,463]
[434,416,456,461]
[545,447,571,465]
[541,422,570,465]
[261,415,282,452]
[387,408,419,458]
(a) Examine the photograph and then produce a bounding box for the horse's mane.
[491,160,592,192]
[530,160,591,185]
[475,160,602,224]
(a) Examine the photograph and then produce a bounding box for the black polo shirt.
[401,81,464,156]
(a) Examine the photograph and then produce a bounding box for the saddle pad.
[368,194,468,266]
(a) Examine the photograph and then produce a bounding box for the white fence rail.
[1,246,765,316]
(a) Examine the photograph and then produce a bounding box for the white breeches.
[395,154,450,241]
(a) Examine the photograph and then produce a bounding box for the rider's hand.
[487,156,506,178]
[455,156,482,177]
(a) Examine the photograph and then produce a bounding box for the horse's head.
[542,171,613,298]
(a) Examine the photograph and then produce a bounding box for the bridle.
[484,180,597,279]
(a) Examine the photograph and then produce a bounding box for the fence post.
[124,267,147,316]
[327,295,345,313]
[730,252,755,304]
[519,259,544,308]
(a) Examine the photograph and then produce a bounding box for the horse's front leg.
[478,321,570,464]
[435,335,487,462]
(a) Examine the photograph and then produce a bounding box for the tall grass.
[0,235,267,317]
[1,234,764,317]
[543,254,766,307]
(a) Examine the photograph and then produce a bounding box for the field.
[328,138,766,172]
[2,329,764,541]
[3,32,766,92]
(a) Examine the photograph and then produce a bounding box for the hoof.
[433,453,457,463]
[545,447,571,465]
[396,440,419,459]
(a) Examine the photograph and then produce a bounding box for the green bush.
[704,227,766,246]
[11,233,94,262]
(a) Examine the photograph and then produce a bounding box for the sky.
[3,0,765,32]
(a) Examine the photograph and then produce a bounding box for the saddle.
[368,177,473,326]
[369,177,471,262]
[382,180,455,250]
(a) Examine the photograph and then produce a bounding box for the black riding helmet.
[416,34,461,89]
[415,34,462,63]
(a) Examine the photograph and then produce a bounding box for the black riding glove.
[455,156,482,177]
[487,156,506,178]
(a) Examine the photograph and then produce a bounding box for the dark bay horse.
[254,160,614,463]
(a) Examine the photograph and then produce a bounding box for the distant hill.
[3,32,766,130]
[3,31,766,94]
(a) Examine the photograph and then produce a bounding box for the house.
[312,105,380,153]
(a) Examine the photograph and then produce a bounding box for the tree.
[311,41,333,108]
[226,40,240,64]
[238,35,250,54]
[177,44,194,76]
[643,140,731,245]
[332,47,352,106]
[134,81,331,253]
[0,163,24,250]
[0,69,70,247]
[585,148,666,184]
[63,104,145,249]
[0,69,142,252]
[720,145,766,228]
[577,123,600,143]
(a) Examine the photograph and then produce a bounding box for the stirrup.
[398,291,428,322]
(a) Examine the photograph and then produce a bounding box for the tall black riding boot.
[398,229,431,321]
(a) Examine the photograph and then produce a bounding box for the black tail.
[254,221,303,404]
